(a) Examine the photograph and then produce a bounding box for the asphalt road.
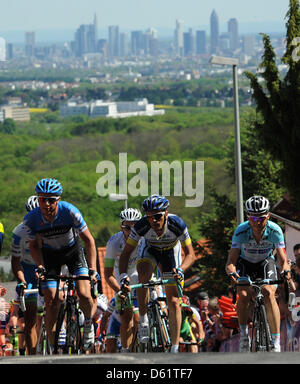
[1,351,300,364]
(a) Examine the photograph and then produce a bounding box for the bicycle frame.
[129,278,181,352]
[237,278,282,352]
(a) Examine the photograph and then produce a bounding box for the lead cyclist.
[119,195,196,353]
[225,195,292,352]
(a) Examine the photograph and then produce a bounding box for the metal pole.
[232,64,244,224]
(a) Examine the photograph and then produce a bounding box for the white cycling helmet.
[120,208,142,222]
[26,195,39,212]
[245,196,270,215]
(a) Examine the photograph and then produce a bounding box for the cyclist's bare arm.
[104,267,120,293]
[11,256,26,284]
[276,247,291,275]
[119,242,136,276]
[180,243,196,272]
[225,248,240,279]
[79,228,97,271]
[29,239,44,268]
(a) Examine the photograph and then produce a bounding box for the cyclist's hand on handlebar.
[16,282,27,295]
[228,271,240,284]
[89,269,100,283]
[35,266,46,281]
[119,273,131,295]
[172,267,184,283]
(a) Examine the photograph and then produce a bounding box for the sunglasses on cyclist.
[248,215,268,222]
[146,212,165,221]
[38,196,60,204]
[121,225,133,231]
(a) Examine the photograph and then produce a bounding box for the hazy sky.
[1,0,290,31]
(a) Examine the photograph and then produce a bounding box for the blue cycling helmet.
[35,178,63,196]
[142,194,170,212]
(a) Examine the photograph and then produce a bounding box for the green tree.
[245,0,300,209]
[194,113,284,297]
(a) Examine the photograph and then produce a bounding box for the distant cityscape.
[0,9,286,66]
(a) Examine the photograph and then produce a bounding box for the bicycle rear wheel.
[65,297,82,354]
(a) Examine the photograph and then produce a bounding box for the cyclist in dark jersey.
[119,194,196,353]
[23,178,97,351]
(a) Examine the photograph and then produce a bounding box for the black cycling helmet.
[26,196,39,212]
[245,196,270,215]
[142,194,169,212]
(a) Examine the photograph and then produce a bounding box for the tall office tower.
[74,16,97,57]
[174,19,184,56]
[6,43,13,60]
[108,25,120,57]
[143,28,158,56]
[228,18,239,51]
[183,29,194,56]
[131,30,143,56]
[93,13,98,44]
[210,9,219,54]
[120,33,128,57]
[196,30,206,54]
[25,31,35,57]
[0,37,6,61]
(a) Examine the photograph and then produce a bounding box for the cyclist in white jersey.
[226,196,291,352]
[11,196,40,354]
[104,208,142,352]
[23,178,98,351]
[119,195,196,353]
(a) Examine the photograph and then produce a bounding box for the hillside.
[0,106,246,255]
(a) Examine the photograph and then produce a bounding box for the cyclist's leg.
[165,283,181,349]
[21,261,38,354]
[261,258,281,349]
[236,258,252,329]
[136,259,155,318]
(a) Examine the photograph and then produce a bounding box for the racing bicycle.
[235,277,287,352]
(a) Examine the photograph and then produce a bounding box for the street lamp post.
[209,55,244,224]
[109,193,128,209]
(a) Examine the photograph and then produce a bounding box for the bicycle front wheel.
[65,298,82,354]
[252,304,272,352]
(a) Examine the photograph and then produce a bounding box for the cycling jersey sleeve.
[0,222,4,255]
[179,227,192,247]
[104,234,119,268]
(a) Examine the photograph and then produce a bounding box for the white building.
[60,98,165,119]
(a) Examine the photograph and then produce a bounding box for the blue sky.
[1,0,290,30]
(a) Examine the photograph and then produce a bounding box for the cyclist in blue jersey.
[119,194,196,353]
[23,178,98,351]
[225,196,291,352]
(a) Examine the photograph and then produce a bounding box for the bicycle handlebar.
[236,278,283,287]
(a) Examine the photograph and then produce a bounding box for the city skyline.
[0,0,290,42]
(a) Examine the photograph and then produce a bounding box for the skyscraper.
[210,10,219,54]
[183,29,194,56]
[174,19,184,57]
[108,25,120,57]
[74,15,97,57]
[0,37,6,61]
[196,30,206,54]
[228,18,239,52]
[25,32,35,57]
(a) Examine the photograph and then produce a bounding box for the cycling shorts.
[106,315,120,338]
[236,257,278,281]
[137,241,182,273]
[41,239,88,289]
